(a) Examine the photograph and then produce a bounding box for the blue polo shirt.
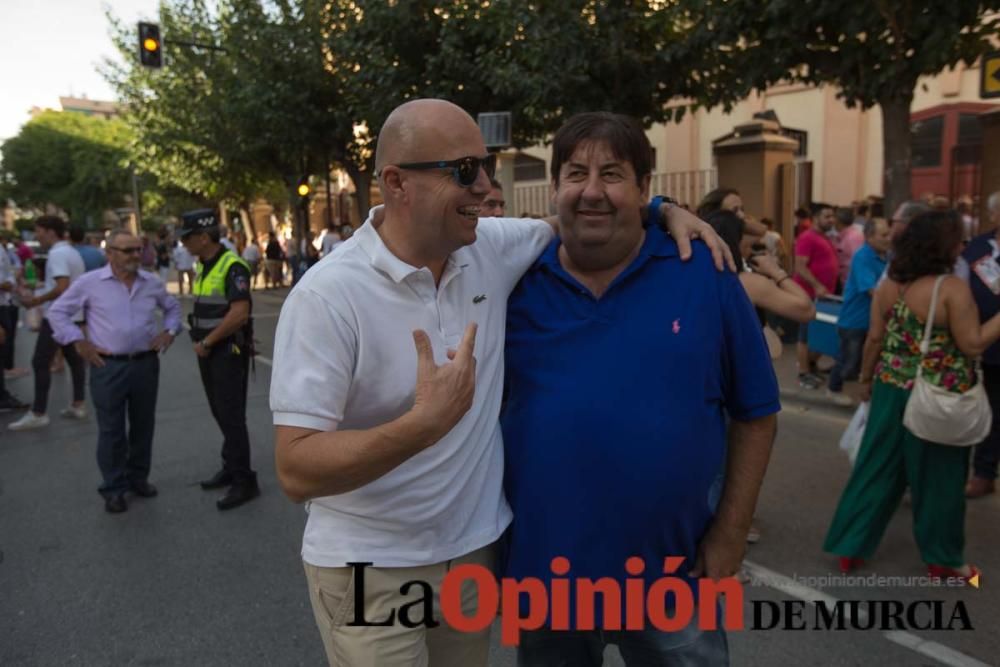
[501,223,780,626]
[837,243,886,331]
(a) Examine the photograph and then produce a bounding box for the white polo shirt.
[43,241,85,318]
[271,209,553,568]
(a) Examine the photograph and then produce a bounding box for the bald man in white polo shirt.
[271,99,728,667]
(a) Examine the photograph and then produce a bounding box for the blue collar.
[533,220,679,273]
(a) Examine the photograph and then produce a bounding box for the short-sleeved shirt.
[241,244,261,264]
[270,210,554,568]
[0,244,14,307]
[837,243,887,331]
[42,241,85,317]
[793,228,839,298]
[501,223,781,623]
[173,244,195,271]
[835,224,864,283]
[320,232,342,256]
[16,244,33,263]
[74,244,107,272]
[199,247,251,303]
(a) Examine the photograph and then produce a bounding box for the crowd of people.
[0,211,357,514]
[131,221,357,296]
[6,98,998,667]
[688,182,999,587]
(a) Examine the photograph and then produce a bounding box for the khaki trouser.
[303,542,495,667]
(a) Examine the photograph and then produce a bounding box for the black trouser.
[197,341,254,482]
[0,304,18,370]
[972,363,1000,480]
[90,355,159,496]
[32,319,86,414]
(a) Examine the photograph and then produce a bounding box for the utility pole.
[324,158,334,230]
[130,164,142,235]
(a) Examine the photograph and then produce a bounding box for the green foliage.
[667,0,1000,208]
[332,1,689,148]
[0,110,134,222]
[670,0,1000,110]
[14,219,35,234]
[102,0,999,216]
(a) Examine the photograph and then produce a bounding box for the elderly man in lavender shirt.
[48,230,183,514]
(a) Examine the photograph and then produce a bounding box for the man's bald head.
[375,99,483,173]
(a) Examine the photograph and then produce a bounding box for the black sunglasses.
[392,154,497,187]
[109,246,142,254]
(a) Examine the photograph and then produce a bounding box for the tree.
[104,1,290,227]
[331,0,690,151]
[668,0,1000,211]
[106,0,351,242]
[0,110,134,225]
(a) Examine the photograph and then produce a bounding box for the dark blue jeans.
[518,624,729,667]
[91,355,159,496]
[828,327,866,392]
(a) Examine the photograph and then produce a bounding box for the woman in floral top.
[825,211,1000,583]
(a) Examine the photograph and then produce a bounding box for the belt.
[100,350,157,361]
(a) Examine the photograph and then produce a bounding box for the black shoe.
[199,469,234,490]
[104,494,127,513]
[216,479,260,511]
[130,481,158,498]
[0,394,29,412]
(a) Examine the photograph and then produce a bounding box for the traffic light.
[297,178,311,199]
[138,22,162,69]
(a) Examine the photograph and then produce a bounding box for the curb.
[778,387,858,419]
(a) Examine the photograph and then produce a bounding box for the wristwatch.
[647,195,680,225]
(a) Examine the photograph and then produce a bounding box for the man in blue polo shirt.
[501,112,780,665]
[826,218,891,406]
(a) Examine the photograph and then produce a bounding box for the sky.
[0,0,159,142]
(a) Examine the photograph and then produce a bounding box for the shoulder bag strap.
[917,275,948,379]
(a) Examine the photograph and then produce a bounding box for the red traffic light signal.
[138,22,162,68]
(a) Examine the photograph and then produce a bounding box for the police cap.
[179,209,219,238]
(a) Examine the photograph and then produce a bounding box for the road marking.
[743,560,990,667]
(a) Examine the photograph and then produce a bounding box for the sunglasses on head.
[391,154,497,187]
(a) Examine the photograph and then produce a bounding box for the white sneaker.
[8,412,50,431]
[60,405,87,420]
[826,390,855,407]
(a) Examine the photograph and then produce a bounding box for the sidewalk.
[772,344,861,418]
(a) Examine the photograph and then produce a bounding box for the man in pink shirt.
[832,207,864,286]
[794,204,839,389]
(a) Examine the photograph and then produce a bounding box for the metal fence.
[512,169,717,217]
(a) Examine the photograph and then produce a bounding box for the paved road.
[1,287,996,666]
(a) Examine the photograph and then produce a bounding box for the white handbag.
[902,275,992,447]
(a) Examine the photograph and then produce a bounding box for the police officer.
[179,209,259,510]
